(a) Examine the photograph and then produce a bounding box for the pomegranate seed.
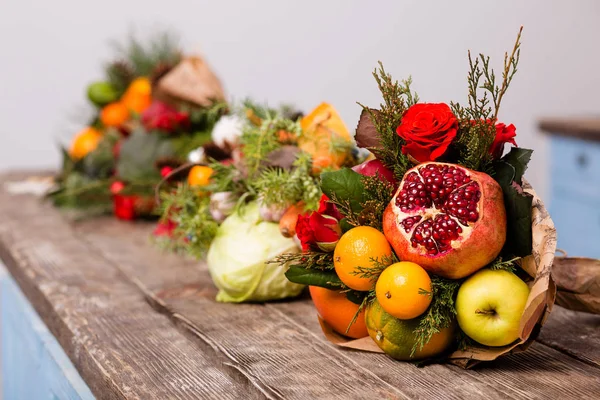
[398,164,483,255]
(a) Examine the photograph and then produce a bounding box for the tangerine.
[121,77,152,113]
[333,226,393,291]
[366,298,454,361]
[376,262,432,320]
[100,102,130,127]
[309,286,368,339]
[69,127,103,159]
[188,165,214,187]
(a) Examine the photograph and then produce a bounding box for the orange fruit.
[333,226,393,291]
[69,127,103,159]
[100,102,130,127]
[366,298,454,360]
[121,77,152,113]
[309,286,368,339]
[188,166,214,187]
[376,262,432,320]
[299,103,352,174]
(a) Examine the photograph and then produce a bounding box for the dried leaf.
[264,146,301,170]
[355,108,383,150]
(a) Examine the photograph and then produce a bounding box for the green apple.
[456,269,530,347]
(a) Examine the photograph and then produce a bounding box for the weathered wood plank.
[76,221,409,399]
[273,300,600,399]
[537,305,600,367]
[77,218,600,399]
[0,177,263,399]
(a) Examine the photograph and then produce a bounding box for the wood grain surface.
[1,172,600,399]
[77,217,600,399]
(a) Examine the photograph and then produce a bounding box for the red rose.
[295,211,341,252]
[317,194,343,221]
[396,103,458,162]
[490,123,517,159]
[141,101,190,133]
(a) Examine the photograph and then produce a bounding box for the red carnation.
[295,211,341,252]
[490,123,517,159]
[141,101,190,133]
[396,103,458,162]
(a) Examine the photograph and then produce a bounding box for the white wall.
[2,0,600,199]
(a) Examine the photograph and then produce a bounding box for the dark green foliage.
[110,32,181,79]
[493,148,534,256]
[116,130,175,182]
[284,267,343,290]
[453,120,496,171]
[320,168,394,230]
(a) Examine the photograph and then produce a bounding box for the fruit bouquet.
[272,28,557,366]
[48,32,227,220]
[156,102,364,302]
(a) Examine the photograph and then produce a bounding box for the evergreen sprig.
[254,152,321,211]
[412,276,461,356]
[451,26,522,122]
[487,256,521,273]
[453,120,496,171]
[240,113,301,176]
[269,251,335,271]
[112,31,181,77]
[157,183,218,258]
[358,63,416,181]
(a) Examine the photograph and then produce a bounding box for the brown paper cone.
[156,56,225,107]
[317,180,558,368]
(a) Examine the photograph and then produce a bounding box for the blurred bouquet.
[155,102,365,302]
[48,32,227,220]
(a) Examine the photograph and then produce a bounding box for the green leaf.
[116,130,175,182]
[345,290,368,305]
[497,147,532,185]
[320,168,366,214]
[492,147,534,256]
[502,182,534,257]
[285,266,343,289]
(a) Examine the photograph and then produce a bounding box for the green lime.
[365,299,455,360]
[87,81,118,107]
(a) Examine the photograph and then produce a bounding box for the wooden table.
[1,172,599,399]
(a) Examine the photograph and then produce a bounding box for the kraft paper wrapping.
[156,56,225,107]
[553,255,600,314]
[320,181,558,368]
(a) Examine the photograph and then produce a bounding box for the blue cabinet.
[1,268,94,400]
[548,135,600,258]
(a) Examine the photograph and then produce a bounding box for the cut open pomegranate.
[383,162,506,279]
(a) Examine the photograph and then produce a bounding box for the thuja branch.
[493,26,523,119]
